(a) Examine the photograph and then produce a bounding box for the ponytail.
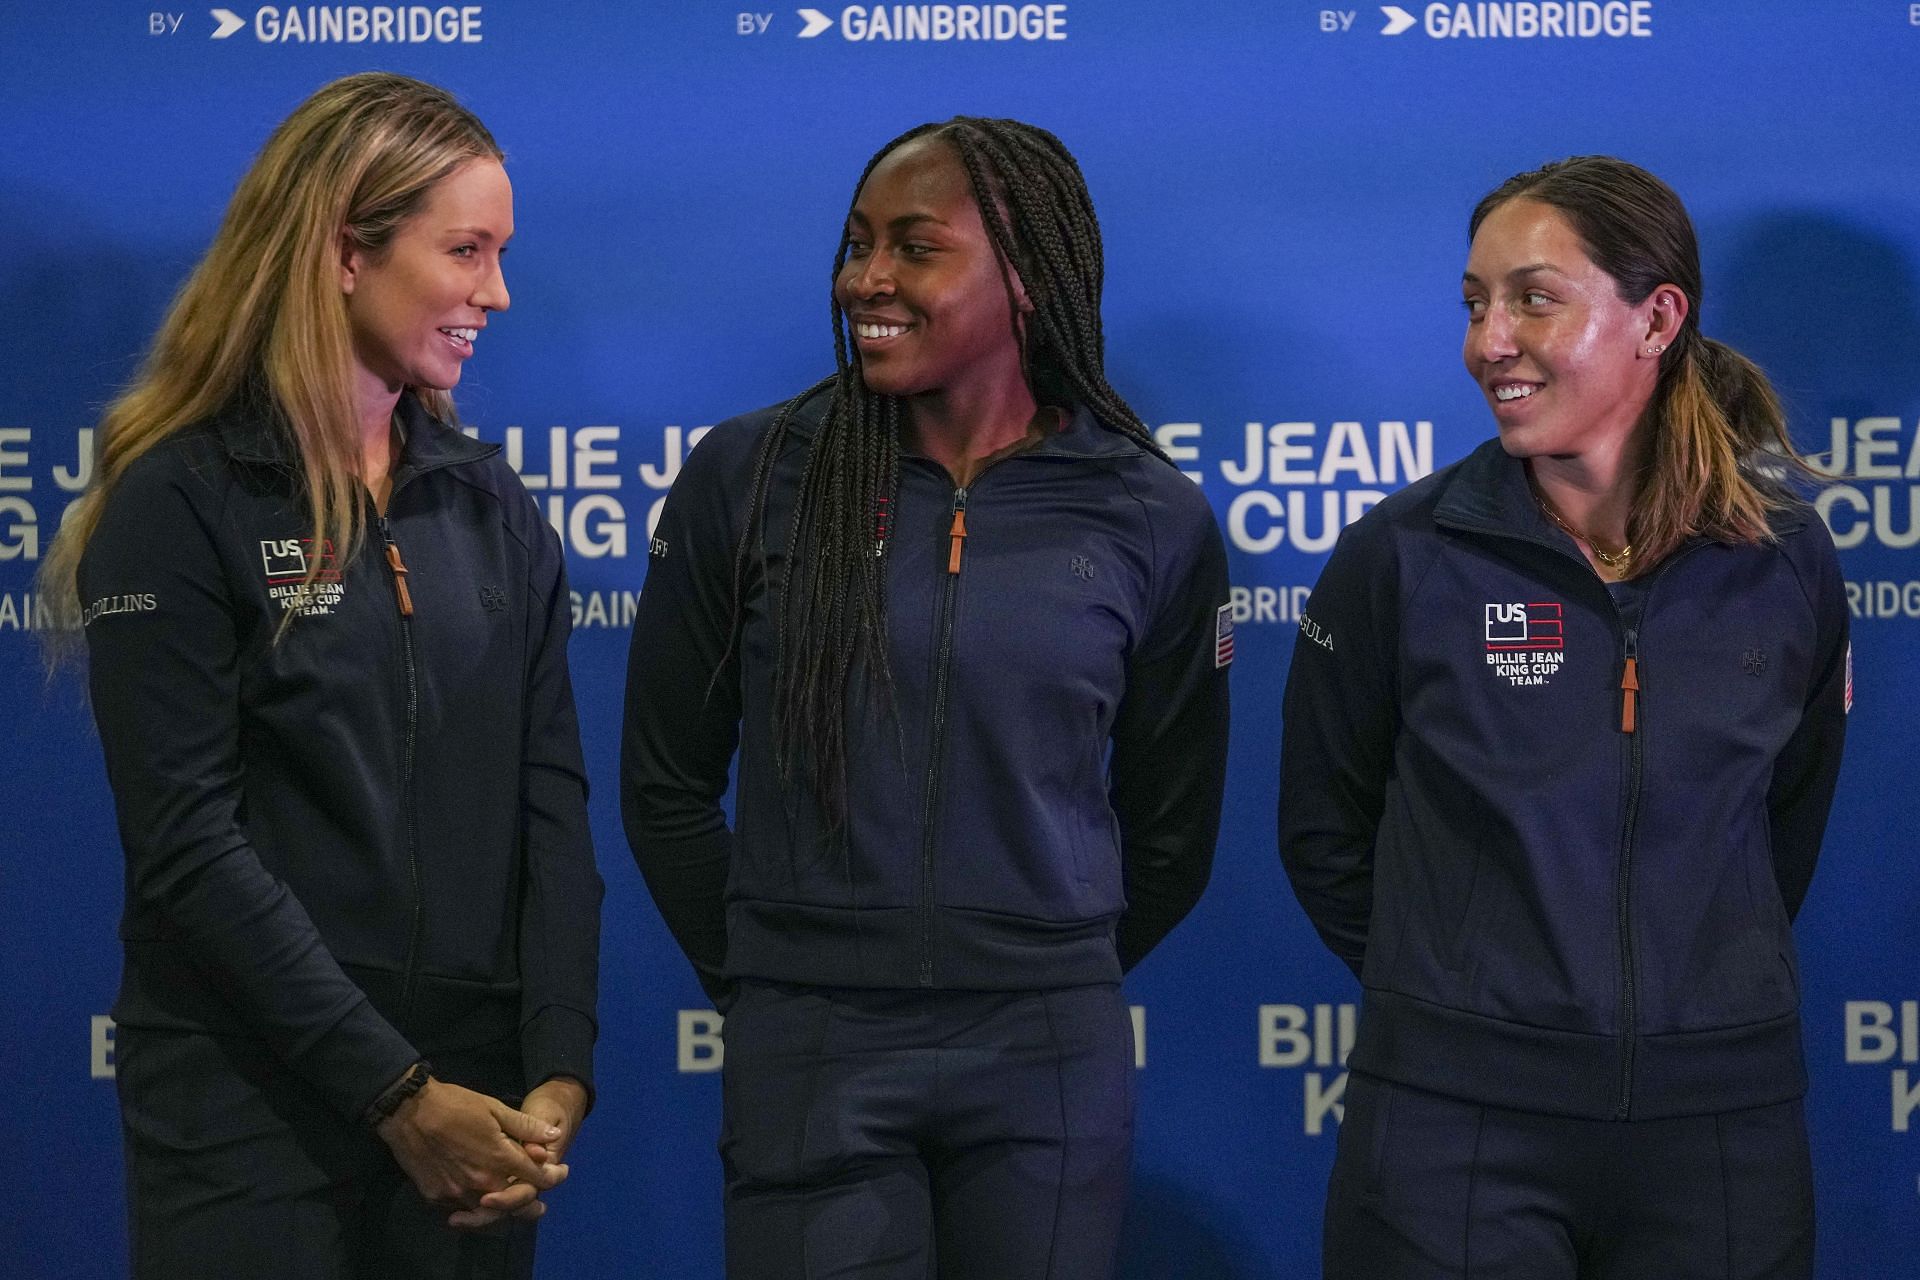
[1629,330,1802,569]
[1471,156,1825,576]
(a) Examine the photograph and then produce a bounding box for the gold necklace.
[1534,490,1632,571]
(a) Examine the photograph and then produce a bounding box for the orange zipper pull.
[385,541,414,618]
[1620,656,1638,733]
[946,490,969,575]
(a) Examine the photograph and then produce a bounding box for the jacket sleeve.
[516,508,604,1103]
[1767,527,1851,920]
[1278,518,1401,978]
[621,427,745,1009]
[1109,488,1231,972]
[78,453,418,1121]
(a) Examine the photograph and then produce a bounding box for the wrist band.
[364,1060,432,1128]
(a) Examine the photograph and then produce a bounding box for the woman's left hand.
[450,1076,590,1228]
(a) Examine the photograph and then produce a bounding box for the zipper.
[903,434,1056,986]
[365,427,494,1023]
[1442,510,1714,1121]
[378,511,425,1018]
[1602,542,1706,1119]
[946,491,969,575]
[916,486,968,985]
[1619,637,1639,734]
[1613,625,1642,1119]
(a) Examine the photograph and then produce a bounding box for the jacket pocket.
[1329,1072,1399,1203]
[1070,734,1113,890]
[1443,849,1494,975]
[1660,814,1796,1031]
[1441,798,1511,977]
[1744,820,1799,1002]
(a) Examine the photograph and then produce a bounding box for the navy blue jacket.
[622,388,1231,1002]
[1280,438,1849,1121]
[79,394,602,1121]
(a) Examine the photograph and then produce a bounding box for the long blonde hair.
[1470,157,1810,574]
[39,71,500,654]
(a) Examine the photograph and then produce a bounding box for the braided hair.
[728,117,1169,826]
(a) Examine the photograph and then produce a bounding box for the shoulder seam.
[1107,460,1162,647]
[1771,529,1822,627]
[444,460,539,553]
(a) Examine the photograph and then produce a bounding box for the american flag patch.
[1844,642,1853,715]
[1215,602,1235,668]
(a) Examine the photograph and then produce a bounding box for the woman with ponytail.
[1281,156,1848,1279]
[45,73,601,1278]
[623,118,1231,1278]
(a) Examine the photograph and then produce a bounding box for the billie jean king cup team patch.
[1484,600,1564,687]
[261,537,345,617]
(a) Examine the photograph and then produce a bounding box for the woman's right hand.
[375,1075,567,1220]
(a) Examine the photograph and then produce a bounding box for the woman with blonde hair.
[44,72,601,1279]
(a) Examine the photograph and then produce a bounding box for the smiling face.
[1462,197,1664,462]
[833,136,1029,401]
[341,156,512,399]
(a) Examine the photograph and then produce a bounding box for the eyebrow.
[847,211,952,232]
[447,226,510,243]
[1462,262,1565,286]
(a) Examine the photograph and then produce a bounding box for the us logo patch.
[260,537,344,616]
[1215,603,1235,668]
[259,537,341,584]
[1484,600,1564,687]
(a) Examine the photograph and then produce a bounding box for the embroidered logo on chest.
[1484,601,1564,687]
[260,538,344,617]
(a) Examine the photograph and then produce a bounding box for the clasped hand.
[377,1075,588,1229]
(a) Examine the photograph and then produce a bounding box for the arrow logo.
[798,8,833,37]
[210,7,246,38]
[1380,5,1415,35]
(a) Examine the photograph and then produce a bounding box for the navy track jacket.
[622,389,1231,1005]
[79,395,602,1121]
[1280,439,1849,1121]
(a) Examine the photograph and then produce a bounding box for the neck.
[1526,425,1647,551]
[903,374,1042,486]
[354,368,403,513]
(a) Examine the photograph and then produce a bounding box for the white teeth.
[856,323,908,339]
[1494,384,1536,402]
[442,327,477,342]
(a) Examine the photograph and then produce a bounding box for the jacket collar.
[783,379,1146,461]
[1026,403,1150,460]
[217,390,499,474]
[1432,438,1559,541]
[1433,436,1808,540]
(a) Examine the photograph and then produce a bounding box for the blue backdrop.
[3,2,1916,1275]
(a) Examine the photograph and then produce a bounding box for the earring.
[1644,344,1665,356]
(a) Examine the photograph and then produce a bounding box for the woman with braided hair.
[623,117,1231,1277]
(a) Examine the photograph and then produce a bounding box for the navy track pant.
[117,1026,537,1280]
[1324,1071,1814,1280]
[719,981,1136,1280]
